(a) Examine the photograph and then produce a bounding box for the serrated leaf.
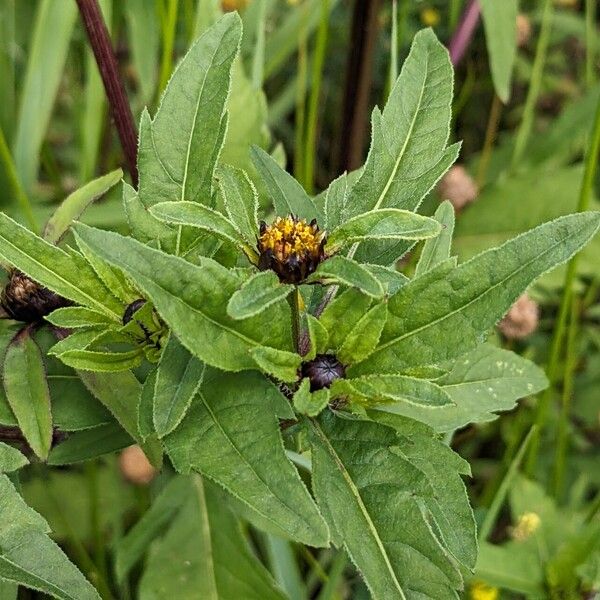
[361,264,408,295]
[327,209,441,252]
[137,14,242,209]
[73,224,293,372]
[250,346,301,383]
[217,164,259,246]
[305,314,329,359]
[42,169,122,244]
[154,336,204,438]
[3,331,52,459]
[57,349,144,373]
[332,375,453,408]
[307,256,384,299]
[293,379,330,417]
[376,345,548,432]
[45,307,116,329]
[165,369,329,547]
[338,303,387,364]
[139,476,287,600]
[0,443,28,473]
[479,0,518,103]
[251,145,321,222]
[150,201,249,250]
[0,213,122,319]
[227,271,293,319]
[0,475,101,599]
[415,200,455,276]
[308,413,473,599]
[353,212,600,375]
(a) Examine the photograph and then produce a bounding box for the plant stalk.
[585,0,597,88]
[75,0,138,186]
[447,0,480,67]
[157,0,179,99]
[294,4,309,184]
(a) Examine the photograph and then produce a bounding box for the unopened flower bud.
[119,445,156,485]
[301,354,346,391]
[437,165,478,211]
[498,293,539,339]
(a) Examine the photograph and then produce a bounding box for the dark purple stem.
[448,0,481,67]
[76,0,139,186]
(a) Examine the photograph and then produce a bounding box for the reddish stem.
[448,0,481,67]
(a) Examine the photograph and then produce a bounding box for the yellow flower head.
[511,511,541,541]
[420,7,441,27]
[258,216,326,283]
[470,580,499,600]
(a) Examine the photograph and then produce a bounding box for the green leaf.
[0,475,101,599]
[45,307,116,329]
[42,169,123,244]
[150,201,248,248]
[335,28,456,262]
[250,346,301,383]
[73,224,293,372]
[3,331,52,459]
[415,200,455,276]
[304,314,329,360]
[138,369,157,441]
[293,379,330,417]
[360,264,408,296]
[308,413,475,599]
[0,443,28,473]
[47,422,132,465]
[115,475,190,583]
[376,345,548,432]
[0,212,122,319]
[327,209,441,252]
[251,145,321,222]
[307,256,384,299]
[354,212,600,375]
[165,369,329,547]
[57,349,144,373]
[139,476,287,600]
[333,375,453,408]
[227,271,292,320]
[137,14,242,209]
[338,303,387,364]
[217,164,259,246]
[479,0,518,103]
[154,336,205,438]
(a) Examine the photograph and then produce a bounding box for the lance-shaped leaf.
[250,346,301,383]
[137,14,241,208]
[293,379,330,417]
[150,201,252,253]
[165,369,329,547]
[0,475,101,599]
[327,209,441,252]
[251,146,321,222]
[415,200,455,276]
[361,264,408,296]
[42,168,122,244]
[73,224,293,372]
[0,443,28,473]
[307,256,384,299]
[319,289,373,350]
[3,331,52,459]
[153,336,205,438]
[353,212,600,375]
[331,375,453,408]
[308,413,473,599]
[139,476,287,600]
[376,344,548,432]
[0,213,122,319]
[45,307,116,329]
[305,314,329,360]
[217,163,259,246]
[338,303,387,364]
[227,271,293,319]
[57,349,144,373]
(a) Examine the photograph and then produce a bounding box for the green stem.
[304,0,330,194]
[388,0,399,96]
[0,124,37,230]
[585,0,597,88]
[294,4,309,185]
[449,0,463,31]
[316,551,347,600]
[527,91,600,475]
[479,427,536,543]
[157,0,179,100]
[552,296,579,498]
[288,287,301,353]
[510,0,553,171]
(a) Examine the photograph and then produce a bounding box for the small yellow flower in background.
[470,580,499,600]
[511,511,541,541]
[420,7,441,27]
[221,0,250,12]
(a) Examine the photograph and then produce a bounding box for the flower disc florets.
[257,216,326,284]
[1,270,70,323]
[301,354,346,391]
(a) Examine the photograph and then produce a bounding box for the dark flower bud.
[1,270,70,323]
[122,299,147,326]
[257,216,326,284]
[301,353,346,391]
